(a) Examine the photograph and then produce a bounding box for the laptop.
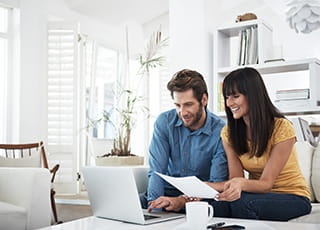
[82,166,185,225]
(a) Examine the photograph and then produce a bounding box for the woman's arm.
[243,137,295,192]
[217,137,295,201]
[223,141,245,178]
[205,140,244,192]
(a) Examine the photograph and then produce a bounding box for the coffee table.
[38,216,320,230]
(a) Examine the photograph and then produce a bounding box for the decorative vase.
[95,155,144,166]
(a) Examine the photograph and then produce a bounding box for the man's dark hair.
[167,69,208,103]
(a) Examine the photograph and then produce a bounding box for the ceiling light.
[285,0,320,33]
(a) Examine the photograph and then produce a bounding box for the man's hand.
[148,196,186,212]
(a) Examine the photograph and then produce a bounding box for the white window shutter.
[47,22,79,194]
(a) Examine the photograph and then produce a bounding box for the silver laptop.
[82,166,185,225]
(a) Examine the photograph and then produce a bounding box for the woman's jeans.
[211,192,312,221]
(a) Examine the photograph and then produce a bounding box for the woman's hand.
[182,195,201,202]
[216,177,245,201]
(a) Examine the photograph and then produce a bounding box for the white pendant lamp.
[286,0,320,33]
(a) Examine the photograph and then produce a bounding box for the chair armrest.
[0,167,51,229]
[49,164,60,183]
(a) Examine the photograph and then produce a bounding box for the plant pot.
[95,155,144,166]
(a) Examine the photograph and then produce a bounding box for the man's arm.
[147,113,171,202]
[209,137,229,183]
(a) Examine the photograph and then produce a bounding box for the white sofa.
[0,167,51,230]
[289,142,320,223]
[139,142,320,223]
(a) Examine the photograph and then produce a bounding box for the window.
[85,41,120,139]
[0,6,10,142]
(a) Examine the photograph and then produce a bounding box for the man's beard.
[181,103,203,130]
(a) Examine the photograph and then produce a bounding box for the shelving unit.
[214,19,273,69]
[213,19,320,116]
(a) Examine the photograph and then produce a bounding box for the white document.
[155,172,219,199]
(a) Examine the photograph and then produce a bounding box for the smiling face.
[173,89,207,131]
[225,90,249,121]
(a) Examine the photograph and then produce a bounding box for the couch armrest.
[0,167,51,229]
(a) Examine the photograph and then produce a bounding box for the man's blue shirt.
[147,108,228,202]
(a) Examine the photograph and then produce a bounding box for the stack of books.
[237,25,258,66]
[274,88,310,112]
[275,88,310,101]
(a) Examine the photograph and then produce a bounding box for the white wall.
[3,0,320,142]
[18,0,48,142]
[168,0,320,113]
[169,0,211,76]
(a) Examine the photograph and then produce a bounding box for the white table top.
[38,216,320,230]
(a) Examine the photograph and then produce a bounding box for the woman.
[207,67,311,221]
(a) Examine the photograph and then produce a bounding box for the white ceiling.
[64,0,169,26]
[63,0,287,27]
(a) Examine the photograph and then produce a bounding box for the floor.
[55,192,93,224]
[56,203,93,223]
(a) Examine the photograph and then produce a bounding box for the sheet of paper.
[155,172,219,199]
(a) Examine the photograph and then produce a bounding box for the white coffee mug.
[186,201,214,230]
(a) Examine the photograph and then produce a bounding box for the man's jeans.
[211,192,312,221]
[139,192,149,209]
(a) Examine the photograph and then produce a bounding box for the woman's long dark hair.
[222,67,284,157]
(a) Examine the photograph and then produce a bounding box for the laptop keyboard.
[144,214,160,220]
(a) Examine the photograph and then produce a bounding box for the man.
[140,69,228,212]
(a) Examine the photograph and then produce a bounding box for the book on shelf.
[248,25,258,65]
[274,99,312,113]
[236,29,243,66]
[291,117,316,147]
[244,27,251,65]
[217,82,224,112]
[237,26,258,66]
[239,30,247,65]
[276,88,310,101]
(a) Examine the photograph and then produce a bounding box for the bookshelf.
[213,19,320,116]
[213,19,273,69]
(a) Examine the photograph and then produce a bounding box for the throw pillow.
[295,141,315,202]
[311,144,320,202]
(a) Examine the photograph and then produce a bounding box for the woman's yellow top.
[221,118,310,199]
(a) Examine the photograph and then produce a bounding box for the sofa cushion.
[0,151,41,167]
[295,142,315,202]
[311,145,320,202]
[0,201,27,230]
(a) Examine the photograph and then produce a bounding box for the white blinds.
[47,22,79,193]
[47,30,74,145]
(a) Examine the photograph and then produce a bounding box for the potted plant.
[90,27,168,166]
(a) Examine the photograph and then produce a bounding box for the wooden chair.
[0,141,60,224]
